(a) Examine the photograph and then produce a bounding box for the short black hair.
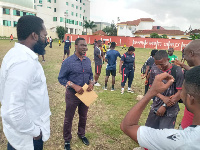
[75,37,85,45]
[97,40,102,44]
[17,15,44,41]
[154,50,168,60]
[151,49,158,56]
[185,66,200,100]
[110,42,116,48]
[128,46,135,51]
[168,48,174,52]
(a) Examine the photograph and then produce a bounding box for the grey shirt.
[94,46,102,65]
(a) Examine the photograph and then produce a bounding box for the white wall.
[137,21,153,30]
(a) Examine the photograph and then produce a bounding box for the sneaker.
[128,89,134,93]
[121,89,124,94]
[42,60,45,62]
[94,82,101,86]
[104,87,107,90]
[111,88,115,91]
[64,142,71,150]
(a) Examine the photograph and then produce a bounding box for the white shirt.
[137,125,200,150]
[0,43,51,150]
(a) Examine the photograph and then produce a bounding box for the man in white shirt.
[0,15,51,150]
[120,66,200,150]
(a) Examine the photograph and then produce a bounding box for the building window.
[60,17,63,22]
[71,4,74,7]
[37,5,43,7]
[20,11,24,16]
[39,0,42,4]
[75,21,78,25]
[80,7,82,10]
[76,6,78,9]
[47,0,51,3]
[54,0,56,3]
[13,10,21,16]
[76,13,78,17]
[3,20,11,26]
[83,3,85,5]
[71,12,74,16]
[69,20,74,24]
[66,10,68,14]
[80,14,81,18]
[13,21,17,27]
[3,8,10,15]
[83,10,85,13]
[53,17,57,21]
[54,8,56,12]
[65,19,69,23]
[79,21,82,26]
[80,0,82,3]
[47,6,51,9]
[66,2,68,5]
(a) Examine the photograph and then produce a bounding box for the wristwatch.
[162,103,167,108]
[67,81,73,87]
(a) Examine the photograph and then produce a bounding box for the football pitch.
[0,39,185,150]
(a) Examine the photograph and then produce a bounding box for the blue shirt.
[63,40,71,50]
[105,50,121,70]
[58,54,93,87]
[121,52,135,70]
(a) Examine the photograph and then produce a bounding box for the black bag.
[171,65,183,103]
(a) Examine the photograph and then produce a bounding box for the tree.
[102,23,117,36]
[56,26,66,40]
[150,33,161,38]
[83,20,97,35]
[161,34,168,39]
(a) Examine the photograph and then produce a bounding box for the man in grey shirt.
[94,40,103,86]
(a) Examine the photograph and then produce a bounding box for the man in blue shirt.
[62,36,71,61]
[104,42,121,91]
[58,38,94,150]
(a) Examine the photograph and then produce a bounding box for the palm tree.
[83,20,97,35]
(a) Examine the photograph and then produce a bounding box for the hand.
[162,96,175,107]
[145,80,148,85]
[119,70,122,74]
[141,74,147,79]
[34,131,42,140]
[149,72,174,96]
[73,85,84,94]
[171,59,183,67]
[87,84,93,92]
[156,106,166,116]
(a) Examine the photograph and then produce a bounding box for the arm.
[1,61,41,138]
[58,61,84,94]
[142,65,150,79]
[119,60,124,74]
[87,62,94,91]
[120,72,174,142]
[172,59,191,70]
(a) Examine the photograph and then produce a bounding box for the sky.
[90,0,200,31]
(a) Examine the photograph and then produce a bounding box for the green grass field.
[0,40,185,150]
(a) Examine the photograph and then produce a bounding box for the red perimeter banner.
[64,34,191,51]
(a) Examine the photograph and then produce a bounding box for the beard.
[33,38,47,55]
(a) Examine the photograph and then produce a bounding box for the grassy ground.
[0,40,185,150]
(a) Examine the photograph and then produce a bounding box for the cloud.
[90,0,200,31]
[125,0,200,30]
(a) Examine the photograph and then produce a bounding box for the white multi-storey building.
[0,0,90,38]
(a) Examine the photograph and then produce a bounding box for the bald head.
[184,40,200,67]
[185,40,200,55]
